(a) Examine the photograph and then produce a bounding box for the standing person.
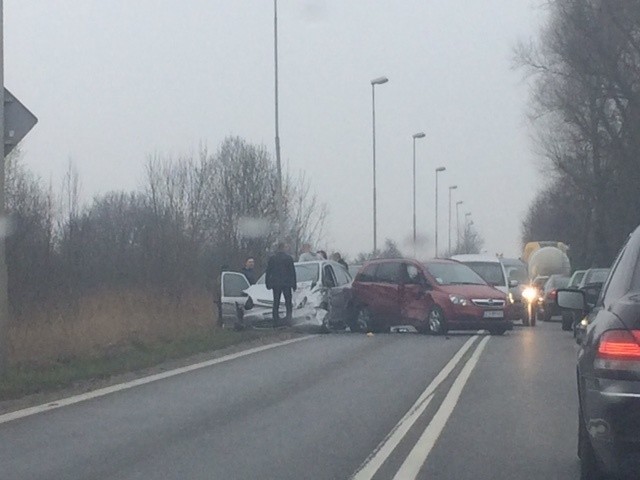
[240,257,257,285]
[332,252,349,270]
[266,243,297,326]
[299,243,319,262]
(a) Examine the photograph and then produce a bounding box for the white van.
[450,254,512,294]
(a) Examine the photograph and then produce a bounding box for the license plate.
[483,310,504,318]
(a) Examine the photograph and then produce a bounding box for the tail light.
[549,289,557,300]
[595,330,640,372]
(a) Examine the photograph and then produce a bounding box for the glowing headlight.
[508,292,515,304]
[449,294,470,306]
[522,287,537,302]
[580,318,588,327]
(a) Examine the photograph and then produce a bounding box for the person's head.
[318,250,328,260]
[244,257,255,269]
[331,252,342,261]
[301,243,312,253]
[277,242,288,253]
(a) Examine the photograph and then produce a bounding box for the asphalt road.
[0,321,580,480]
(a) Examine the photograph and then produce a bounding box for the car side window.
[357,264,377,283]
[323,265,337,288]
[375,262,401,284]
[602,238,633,308]
[333,265,351,286]
[404,264,423,285]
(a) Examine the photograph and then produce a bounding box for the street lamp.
[371,76,389,253]
[434,167,446,257]
[448,185,458,254]
[412,132,426,257]
[456,200,464,249]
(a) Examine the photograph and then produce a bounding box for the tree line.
[518,0,640,268]
[6,136,326,319]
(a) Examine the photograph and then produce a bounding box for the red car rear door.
[400,263,433,327]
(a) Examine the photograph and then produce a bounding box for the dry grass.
[7,288,217,366]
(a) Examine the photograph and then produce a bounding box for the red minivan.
[350,258,510,335]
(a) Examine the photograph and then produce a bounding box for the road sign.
[4,88,37,157]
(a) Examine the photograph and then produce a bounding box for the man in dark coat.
[265,242,297,326]
[241,257,257,285]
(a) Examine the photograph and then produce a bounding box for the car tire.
[427,306,447,335]
[578,407,605,480]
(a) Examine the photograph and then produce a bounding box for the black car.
[561,268,611,332]
[540,274,570,322]
[557,228,640,480]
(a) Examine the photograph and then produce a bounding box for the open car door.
[220,272,251,328]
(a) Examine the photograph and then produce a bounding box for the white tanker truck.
[521,242,571,326]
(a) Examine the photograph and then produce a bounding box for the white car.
[220,260,353,332]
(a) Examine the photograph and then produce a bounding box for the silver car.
[220,260,353,332]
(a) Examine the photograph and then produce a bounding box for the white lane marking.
[0,335,313,426]
[351,334,480,480]
[392,335,491,480]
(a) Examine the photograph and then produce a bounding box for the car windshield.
[425,262,487,286]
[463,262,505,286]
[257,263,320,285]
[547,276,570,290]
[505,265,528,284]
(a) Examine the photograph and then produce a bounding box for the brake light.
[598,330,640,359]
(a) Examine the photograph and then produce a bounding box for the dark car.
[557,227,640,479]
[578,268,611,290]
[350,258,510,335]
[561,268,611,332]
[540,274,570,322]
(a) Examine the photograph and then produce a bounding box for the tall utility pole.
[434,166,445,257]
[412,132,425,257]
[0,0,7,374]
[273,0,285,240]
[370,76,388,254]
[448,185,457,255]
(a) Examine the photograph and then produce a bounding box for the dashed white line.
[0,335,313,426]
[352,333,481,480]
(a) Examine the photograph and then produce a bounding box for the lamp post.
[456,200,464,250]
[434,167,446,257]
[448,185,458,254]
[412,132,426,257]
[371,76,389,254]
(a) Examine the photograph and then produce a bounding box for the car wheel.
[427,306,447,335]
[578,407,605,480]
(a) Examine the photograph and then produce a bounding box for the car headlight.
[522,287,537,302]
[449,294,470,306]
[508,292,515,304]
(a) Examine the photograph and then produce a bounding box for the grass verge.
[0,329,279,402]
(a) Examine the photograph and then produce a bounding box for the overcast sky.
[6,0,545,259]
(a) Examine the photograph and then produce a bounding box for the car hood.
[437,284,506,300]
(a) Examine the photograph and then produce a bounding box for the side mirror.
[509,279,519,288]
[556,289,587,311]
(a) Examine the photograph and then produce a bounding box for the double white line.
[352,333,490,480]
